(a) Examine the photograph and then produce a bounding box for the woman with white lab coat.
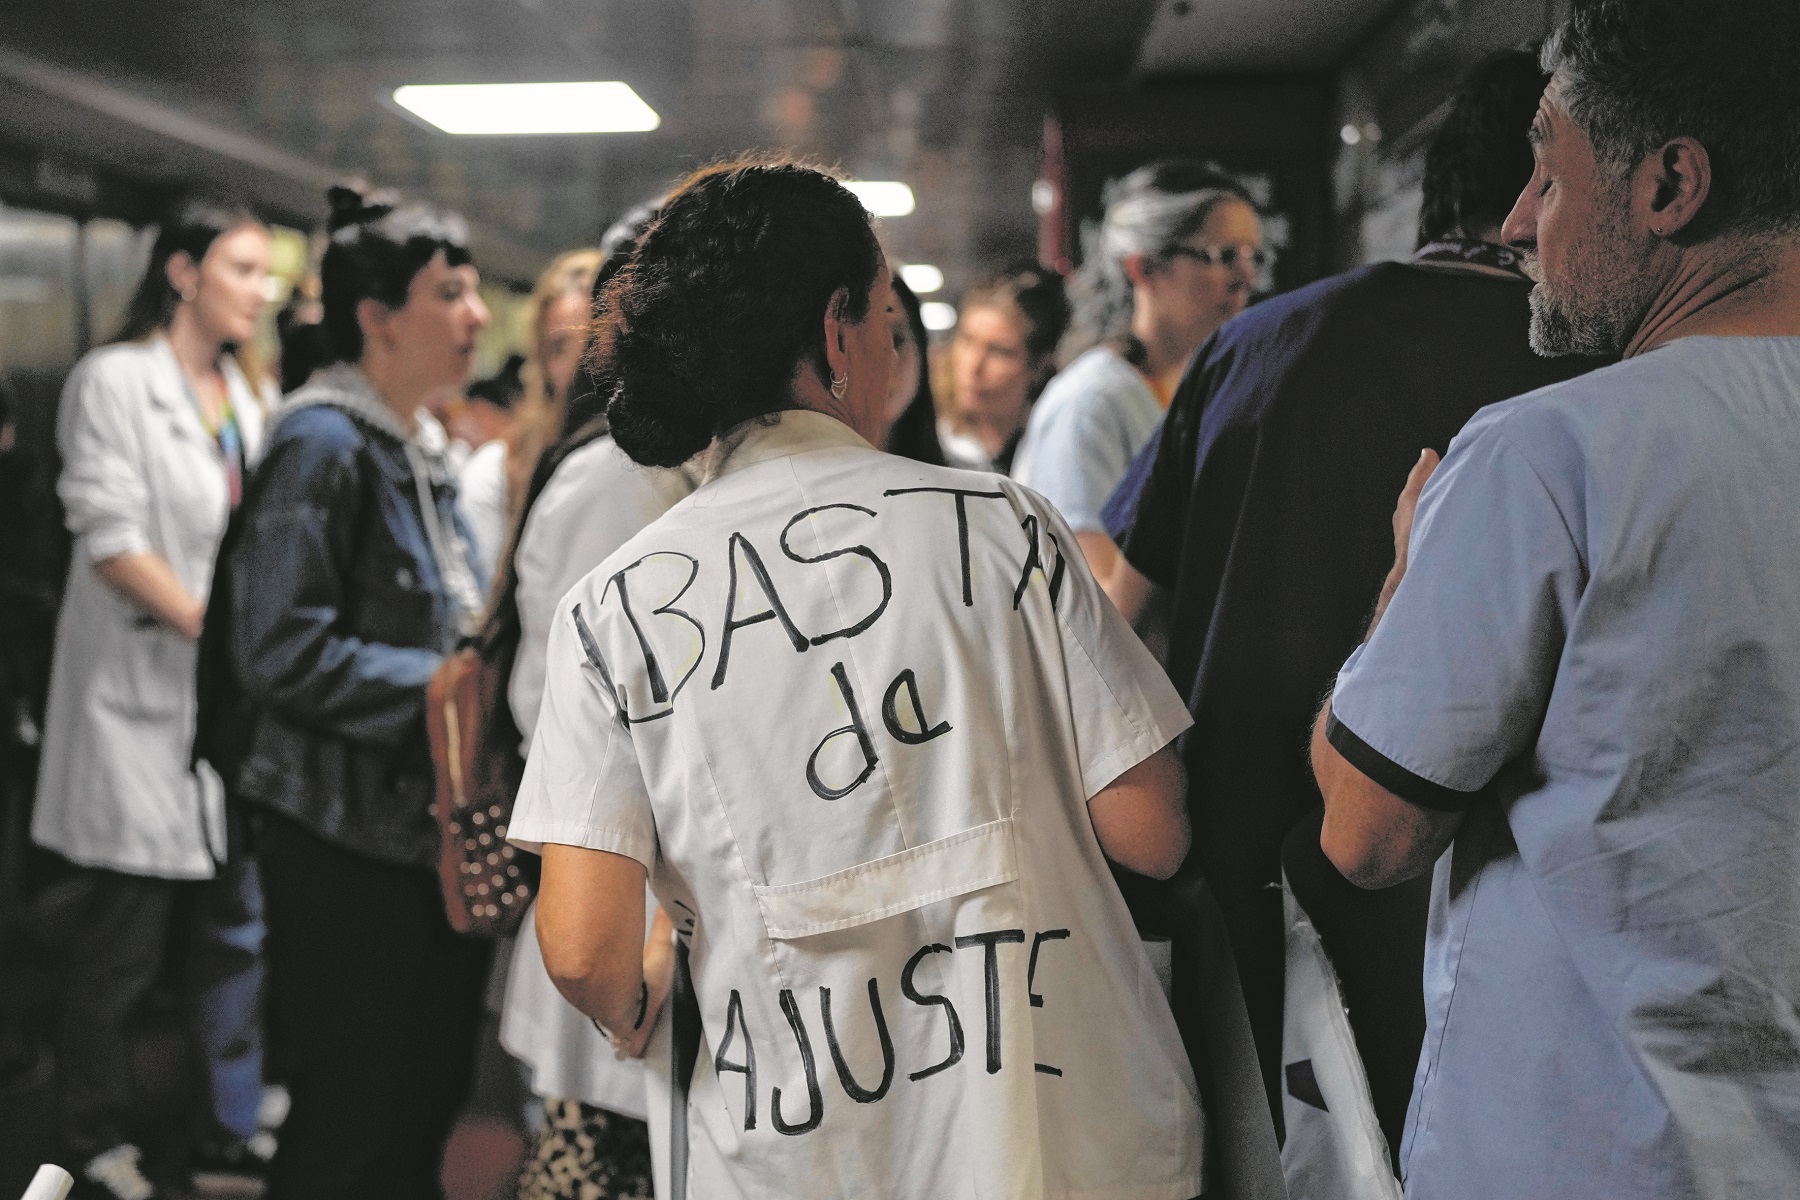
[495,217,694,1200]
[510,161,1206,1200]
[33,200,276,1200]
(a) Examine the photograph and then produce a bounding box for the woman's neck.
[1131,309,1193,392]
[164,307,226,388]
[359,352,429,433]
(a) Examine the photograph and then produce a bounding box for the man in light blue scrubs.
[1309,1,1800,1196]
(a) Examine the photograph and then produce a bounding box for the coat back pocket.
[750,817,1017,940]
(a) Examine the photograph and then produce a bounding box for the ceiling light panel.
[393,82,660,135]
[843,180,916,217]
[900,263,943,294]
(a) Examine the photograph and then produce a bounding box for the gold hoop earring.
[829,372,849,401]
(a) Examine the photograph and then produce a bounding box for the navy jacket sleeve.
[1105,335,1216,588]
[229,411,440,746]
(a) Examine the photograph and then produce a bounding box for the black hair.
[1418,49,1551,246]
[884,276,947,467]
[275,292,330,394]
[469,353,526,410]
[318,185,473,364]
[113,197,262,344]
[1545,0,1800,238]
[594,161,884,467]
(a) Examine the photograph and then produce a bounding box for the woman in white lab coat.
[497,212,694,1200]
[510,161,1206,1200]
[33,199,275,1200]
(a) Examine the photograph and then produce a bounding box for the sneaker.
[82,1144,157,1200]
[256,1084,290,1132]
[191,1130,276,1178]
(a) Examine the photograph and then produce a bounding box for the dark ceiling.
[0,0,1183,287]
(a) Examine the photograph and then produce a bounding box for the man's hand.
[1368,449,1440,637]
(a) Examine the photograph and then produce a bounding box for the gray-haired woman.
[1012,161,1263,580]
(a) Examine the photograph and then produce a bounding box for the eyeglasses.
[1166,243,1271,271]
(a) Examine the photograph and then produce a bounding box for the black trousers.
[258,814,490,1200]
[57,857,266,1159]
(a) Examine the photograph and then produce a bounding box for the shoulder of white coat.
[55,344,170,452]
[61,341,161,403]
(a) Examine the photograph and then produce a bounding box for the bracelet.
[631,979,650,1030]
[590,981,651,1049]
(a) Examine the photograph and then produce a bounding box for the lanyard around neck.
[175,359,246,506]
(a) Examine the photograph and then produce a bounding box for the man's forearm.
[1312,698,1463,888]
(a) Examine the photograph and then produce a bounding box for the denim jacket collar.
[277,363,485,625]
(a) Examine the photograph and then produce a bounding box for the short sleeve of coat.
[56,355,152,561]
[509,594,657,870]
[1024,489,1194,797]
[1328,420,1583,810]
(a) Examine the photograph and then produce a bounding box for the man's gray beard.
[1527,284,1631,357]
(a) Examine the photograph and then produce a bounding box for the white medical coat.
[33,336,270,879]
[512,411,1204,1200]
[502,432,696,1120]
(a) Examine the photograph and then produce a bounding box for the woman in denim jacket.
[227,186,490,1200]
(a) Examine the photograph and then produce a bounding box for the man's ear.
[1638,136,1712,239]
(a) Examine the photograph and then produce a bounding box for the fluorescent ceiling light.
[844,180,916,218]
[900,263,943,294]
[392,82,660,135]
[920,301,958,331]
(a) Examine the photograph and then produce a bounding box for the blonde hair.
[505,249,606,514]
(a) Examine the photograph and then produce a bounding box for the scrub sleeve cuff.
[1325,710,1484,813]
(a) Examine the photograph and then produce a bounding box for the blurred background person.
[454,250,609,585]
[228,186,491,1200]
[450,351,526,583]
[513,246,611,488]
[1014,161,1261,578]
[275,282,329,397]
[938,263,1067,472]
[880,275,947,465]
[496,207,691,1200]
[450,352,521,573]
[32,198,276,1200]
[1099,50,1605,1154]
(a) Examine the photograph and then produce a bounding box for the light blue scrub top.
[1329,337,1800,1199]
[1012,346,1163,533]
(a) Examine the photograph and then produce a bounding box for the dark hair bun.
[604,340,719,468]
[325,184,396,234]
[587,160,882,468]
